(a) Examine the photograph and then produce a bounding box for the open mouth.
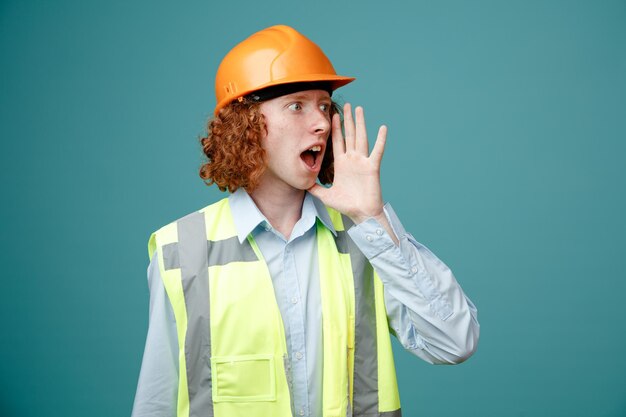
[300,145,322,169]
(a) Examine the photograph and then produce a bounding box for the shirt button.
[295,351,303,360]
[299,409,305,416]
[264,224,271,232]
[366,235,373,242]
[291,297,298,304]
[411,266,418,274]
[376,228,383,236]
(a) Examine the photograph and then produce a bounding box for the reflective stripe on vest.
[329,211,401,417]
[148,198,402,417]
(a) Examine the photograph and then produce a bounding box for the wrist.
[350,208,384,225]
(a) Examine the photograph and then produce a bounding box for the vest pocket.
[211,354,276,402]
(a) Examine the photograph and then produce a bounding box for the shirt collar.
[228,188,336,244]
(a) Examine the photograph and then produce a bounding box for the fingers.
[331,113,345,155]
[343,103,356,151]
[354,106,369,154]
[337,103,387,162]
[370,125,387,164]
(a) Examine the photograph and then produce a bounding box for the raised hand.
[308,103,388,225]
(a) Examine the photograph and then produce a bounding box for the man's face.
[258,89,332,192]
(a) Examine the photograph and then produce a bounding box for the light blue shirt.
[132,190,479,417]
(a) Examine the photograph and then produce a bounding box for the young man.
[132,25,479,417]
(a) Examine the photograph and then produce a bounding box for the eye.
[319,103,331,113]
[288,102,302,111]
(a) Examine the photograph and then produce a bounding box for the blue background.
[1,1,625,416]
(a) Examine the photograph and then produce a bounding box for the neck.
[248,183,305,240]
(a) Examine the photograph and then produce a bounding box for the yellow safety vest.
[148,198,401,417]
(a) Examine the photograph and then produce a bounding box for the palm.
[308,103,387,224]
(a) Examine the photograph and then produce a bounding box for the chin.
[293,178,317,191]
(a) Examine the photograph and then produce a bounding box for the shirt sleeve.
[347,203,480,365]
[131,252,179,417]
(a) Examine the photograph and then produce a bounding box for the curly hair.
[199,98,339,192]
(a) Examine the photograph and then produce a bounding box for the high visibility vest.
[148,198,402,417]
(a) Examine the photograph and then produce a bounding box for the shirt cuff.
[347,203,399,259]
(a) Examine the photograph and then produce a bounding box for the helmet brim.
[214,74,355,116]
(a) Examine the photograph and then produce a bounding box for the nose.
[310,108,331,135]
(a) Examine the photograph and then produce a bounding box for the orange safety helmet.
[214,25,355,115]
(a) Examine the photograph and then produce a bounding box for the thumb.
[307,183,330,203]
